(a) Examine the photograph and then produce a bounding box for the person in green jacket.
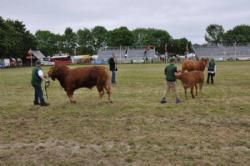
[31,60,49,106]
[160,57,181,104]
[207,58,216,84]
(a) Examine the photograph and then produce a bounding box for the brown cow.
[175,71,204,98]
[182,58,208,72]
[48,65,112,103]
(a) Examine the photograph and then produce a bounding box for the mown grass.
[0,62,250,165]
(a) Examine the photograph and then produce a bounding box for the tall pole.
[165,43,167,64]
[234,42,237,61]
[28,48,32,67]
[120,45,122,64]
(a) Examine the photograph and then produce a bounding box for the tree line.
[1,16,250,59]
[0,16,193,59]
[205,24,250,45]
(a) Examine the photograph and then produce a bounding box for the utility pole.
[165,43,168,64]
[234,42,237,61]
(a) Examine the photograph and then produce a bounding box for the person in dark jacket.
[160,57,181,104]
[207,58,216,84]
[31,60,49,106]
[108,53,117,84]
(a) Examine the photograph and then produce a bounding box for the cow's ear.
[48,66,57,75]
[51,66,58,72]
[49,66,54,72]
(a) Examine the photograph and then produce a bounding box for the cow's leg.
[67,91,76,103]
[97,85,104,98]
[191,86,195,98]
[184,87,187,98]
[199,82,203,95]
[104,83,112,103]
[99,91,104,98]
[195,84,198,96]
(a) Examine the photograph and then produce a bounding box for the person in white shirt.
[31,60,49,106]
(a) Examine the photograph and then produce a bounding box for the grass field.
[0,62,250,165]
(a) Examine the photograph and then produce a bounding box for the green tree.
[132,28,172,54]
[205,24,224,44]
[223,25,250,45]
[0,17,8,58]
[91,26,108,49]
[107,27,134,47]
[167,38,192,55]
[149,28,172,54]
[1,19,36,58]
[132,28,149,47]
[77,28,93,54]
[35,30,62,56]
[63,27,77,55]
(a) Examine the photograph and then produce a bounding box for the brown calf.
[175,71,204,98]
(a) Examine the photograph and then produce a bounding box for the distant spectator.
[207,58,216,84]
[124,49,128,59]
[108,53,117,84]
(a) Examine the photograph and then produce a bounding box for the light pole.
[165,43,168,64]
[234,42,237,61]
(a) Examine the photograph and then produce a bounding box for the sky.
[1,0,250,44]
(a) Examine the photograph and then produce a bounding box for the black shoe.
[176,98,181,104]
[160,97,167,104]
[160,100,167,104]
[40,102,49,106]
[34,101,39,105]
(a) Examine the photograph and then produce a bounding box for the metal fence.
[193,45,250,61]
[97,47,157,63]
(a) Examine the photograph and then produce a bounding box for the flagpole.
[120,45,121,64]
[29,48,32,67]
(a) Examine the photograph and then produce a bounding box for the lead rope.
[45,80,50,100]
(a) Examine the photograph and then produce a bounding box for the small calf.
[175,71,204,98]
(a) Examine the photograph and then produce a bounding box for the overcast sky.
[1,0,250,44]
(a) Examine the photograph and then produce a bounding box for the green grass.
[0,62,250,165]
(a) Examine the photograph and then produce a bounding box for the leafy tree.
[91,26,108,49]
[77,28,93,54]
[0,17,8,58]
[132,28,150,47]
[205,24,224,44]
[35,30,62,56]
[63,27,77,55]
[0,19,36,58]
[149,28,172,54]
[132,28,172,54]
[107,27,134,47]
[167,38,192,56]
[223,25,250,45]
[54,34,64,54]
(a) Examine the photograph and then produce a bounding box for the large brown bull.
[48,65,112,103]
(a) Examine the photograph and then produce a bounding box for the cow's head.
[48,66,57,81]
[201,58,208,67]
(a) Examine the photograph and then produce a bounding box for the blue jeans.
[111,70,116,84]
[32,84,45,103]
